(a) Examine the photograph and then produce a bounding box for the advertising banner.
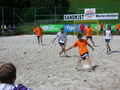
[41,25,63,32]
[64,24,89,32]
[96,13,118,20]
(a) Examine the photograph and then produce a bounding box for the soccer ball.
[82,64,91,70]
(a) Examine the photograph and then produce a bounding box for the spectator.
[12,25,16,32]
[4,25,7,32]
[80,24,85,35]
[0,62,32,90]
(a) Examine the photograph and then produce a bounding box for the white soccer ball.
[82,64,91,70]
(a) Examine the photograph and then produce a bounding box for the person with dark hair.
[33,25,43,45]
[0,62,32,90]
[84,25,95,46]
[103,25,113,54]
[65,33,94,69]
[52,28,67,57]
[79,24,85,35]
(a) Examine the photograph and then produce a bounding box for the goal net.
[74,20,99,35]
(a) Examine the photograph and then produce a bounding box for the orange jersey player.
[85,25,95,46]
[33,25,43,45]
[66,33,94,69]
[115,24,119,31]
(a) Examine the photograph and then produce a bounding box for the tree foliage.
[0,0,70,24]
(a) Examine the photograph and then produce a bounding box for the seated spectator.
[0,62,32,90]
[12,25,16,32]
[7,25,13,33]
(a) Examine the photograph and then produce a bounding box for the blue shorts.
[79,52,89,60]
[86,37,92,39]
[105,39,110,43]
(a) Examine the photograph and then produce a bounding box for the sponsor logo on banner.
[96,13,118,20]
[64,14,84,21]
[63,13,118,20]
[64,24,89,32]
[84,8,96,20]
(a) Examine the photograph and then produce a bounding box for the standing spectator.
[80,24,85,35]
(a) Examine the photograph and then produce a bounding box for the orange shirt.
[85,27,92,37]
[115,24,119,30]
[33,27,43,36]
[100,24,103,29]
[73,39,88,55]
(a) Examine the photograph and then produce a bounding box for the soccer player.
[52,28,67,56]
[115,24,119,32]
[84,25,95,46]
[66,33,94,69]
[33,25,43,45]
[100,24,104,31]
[103,25,113,54]
[115,24,119,35]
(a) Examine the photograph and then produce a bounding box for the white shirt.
[56,32,67,43]
[105,30,111,39]
[0,84,14,90]
[0,83,31,90]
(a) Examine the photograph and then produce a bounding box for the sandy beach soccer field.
[0,35,120,90]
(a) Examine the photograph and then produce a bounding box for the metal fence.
[0,7,120,34]
[1,7,120,25]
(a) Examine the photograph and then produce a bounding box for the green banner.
[41,25,63,32]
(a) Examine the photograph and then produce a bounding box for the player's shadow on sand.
[61,55,79,58]
[110,50,120,54]
[92,65,99,71]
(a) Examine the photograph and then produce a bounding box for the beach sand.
[0,35,120,90]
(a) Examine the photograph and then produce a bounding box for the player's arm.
[65,46,74,52]
[87,43,94,50]
[111,31,113,39]
[52,37,57,44]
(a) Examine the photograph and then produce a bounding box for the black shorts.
[105,39,110,43]
[58,42,65,46]
[86,37,92,39]
[37,36,42,39]
[79,52,89,60]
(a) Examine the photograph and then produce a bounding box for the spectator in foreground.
[0,62,32,90]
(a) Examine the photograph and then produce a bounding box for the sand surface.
[0,35,120,90]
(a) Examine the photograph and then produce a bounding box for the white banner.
[64,13,118,21]
[64,14,84,21]
[96,13,118,20]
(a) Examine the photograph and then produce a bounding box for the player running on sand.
[103,25,113,54]
[33,25,43,45]
[84,25,95,46]
[52,28,67,57]
[66,33,94,69]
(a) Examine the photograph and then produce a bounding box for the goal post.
[74,20,99,35]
